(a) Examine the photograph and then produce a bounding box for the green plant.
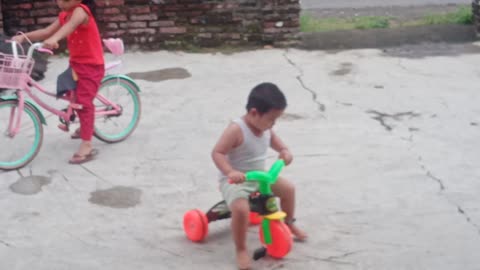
[300,14,390,32]
[354,16,390,29]
[300,5,473,33]
[422,6,473,25]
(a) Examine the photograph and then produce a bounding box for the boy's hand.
[43,38,59,50]
[228,171,245,184]
[279,149,293,165]
[11,35,25,44]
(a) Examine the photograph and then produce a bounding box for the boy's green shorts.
[219,180,259,208]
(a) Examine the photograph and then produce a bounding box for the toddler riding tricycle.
[183,160,293,260]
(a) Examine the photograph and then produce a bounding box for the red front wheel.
[259,220,293,258]
[183,209,209,242]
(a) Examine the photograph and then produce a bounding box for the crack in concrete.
[367,110,421,131]
[456,206,480,235]
[0,239,12,247]
[426,171,445,191]
[417,157,480,235]
[81,165,114,185]
[324,251,362,261]
[303,254,355,265]
[417,157,445,192]
[397,59,436,77]
[269,263,286,269]
[57,228,90,246]
[283,51,326,112]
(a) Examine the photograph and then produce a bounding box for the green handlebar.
[242,160,286,246]
[245,159,285,194]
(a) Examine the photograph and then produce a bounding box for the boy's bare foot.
[236,249,251,270]
[287,223,307,241]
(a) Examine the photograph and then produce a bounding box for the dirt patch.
[89,186,142,209]
[126,68,191,82]
[10,175,51,195]
[331,62,353,76]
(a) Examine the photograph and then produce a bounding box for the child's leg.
[272,177,307,240]
[230,198,251,269]
[220,181,258,269]
[70,63,104,161]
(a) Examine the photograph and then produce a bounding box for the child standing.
[12,0,104,164]
[212,82,307,269]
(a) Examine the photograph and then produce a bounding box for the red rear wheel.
[183,209,209,242]
[259,220,293,258]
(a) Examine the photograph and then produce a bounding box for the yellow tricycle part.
[264,211,286,221]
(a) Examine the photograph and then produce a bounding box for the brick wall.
[1,0,300,48]
[474,0,480,36]
[0,1,3,34]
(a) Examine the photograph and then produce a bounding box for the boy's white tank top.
[219,118,271,181]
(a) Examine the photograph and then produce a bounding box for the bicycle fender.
[0,95,47,125]
[102,75,141,92]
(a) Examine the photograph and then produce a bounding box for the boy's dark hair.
[82,0,97,18]
[246,82,287,114]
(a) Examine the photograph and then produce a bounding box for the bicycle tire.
[0,100,43,170]
[93,77,141,143]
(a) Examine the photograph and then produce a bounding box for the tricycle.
[183,160,293,260]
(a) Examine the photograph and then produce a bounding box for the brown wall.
[0,1,3,34]
[1,0,300,48]
[474,0,480,36]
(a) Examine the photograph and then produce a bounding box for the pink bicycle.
[0,39,141,170]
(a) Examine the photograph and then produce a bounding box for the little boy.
[211,82,307,269]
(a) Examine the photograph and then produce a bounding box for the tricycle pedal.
[253,247,267,260]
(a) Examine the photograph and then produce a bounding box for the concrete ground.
[1,42,480,269]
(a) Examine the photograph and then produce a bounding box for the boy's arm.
[271,130,293,165]
[211,123,243,177]
[270,130,289,153]
[44,7,88,49]
[12,20,61,43]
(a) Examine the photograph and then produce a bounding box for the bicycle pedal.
[253,247,267,261]
[58,124,69,132]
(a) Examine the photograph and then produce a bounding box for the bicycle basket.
[0,53,35,89]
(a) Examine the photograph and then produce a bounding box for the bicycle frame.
[5,42,124,138]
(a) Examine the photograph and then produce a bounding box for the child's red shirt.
[59,4,104,65]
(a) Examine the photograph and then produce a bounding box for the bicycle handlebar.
[26,43,53,59]
[37,47,54,55]
[7,41,53,59]
[229,159,285,194]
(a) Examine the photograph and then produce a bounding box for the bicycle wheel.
[0,100,43,170]
[93,77,141,143]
